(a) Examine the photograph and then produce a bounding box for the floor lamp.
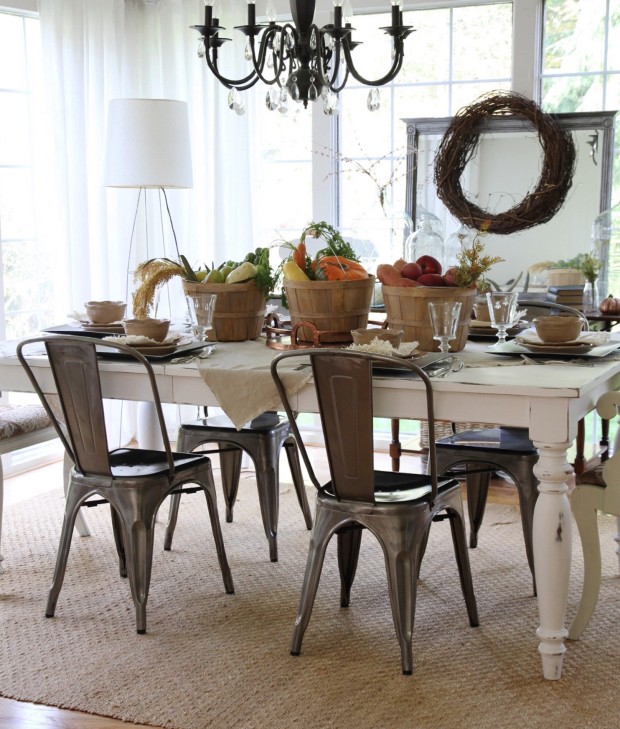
[104,98,193,450]
[104,98,193,312]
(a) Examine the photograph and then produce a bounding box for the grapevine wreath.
[433,91,576,235]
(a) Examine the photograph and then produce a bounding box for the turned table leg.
[532,440,574,680]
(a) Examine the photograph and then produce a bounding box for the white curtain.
[37,0,256,441]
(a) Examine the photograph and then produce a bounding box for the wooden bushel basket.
[382,285,476,352]
[183,280,266,342]
[284,276,375,343]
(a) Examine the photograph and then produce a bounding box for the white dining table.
[2,335,620,681]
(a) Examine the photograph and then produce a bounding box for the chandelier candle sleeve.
[192,0,414,113]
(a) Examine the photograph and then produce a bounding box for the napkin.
[196,340,312,429]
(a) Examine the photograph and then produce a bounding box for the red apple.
[417,272,445,286]
[401,262,423,280]
[416,255,442,276]
[443,267,459,286]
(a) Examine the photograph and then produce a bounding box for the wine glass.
[185,293,217,342]
[428,300,462,353]
[486,291,519,346]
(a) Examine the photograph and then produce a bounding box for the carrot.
[292,241,306,270]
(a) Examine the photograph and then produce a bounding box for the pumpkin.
[599,294,620,315]
[313,256,369,281]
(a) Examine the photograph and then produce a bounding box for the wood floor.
[0,446,520,729]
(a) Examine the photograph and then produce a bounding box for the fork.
[170,346,215,364]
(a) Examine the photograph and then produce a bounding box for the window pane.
[542,74,604,112]
[400,9,451,82]
[0,13,26,89]
[0,168,36,239]
[543,0,607,74]
[0,93,30,165]
[452,5,513,81]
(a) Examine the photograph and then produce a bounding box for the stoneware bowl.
[533,315,583,343]
[351,327,403,348]
[122,318,170,342]
[85,300,126,325]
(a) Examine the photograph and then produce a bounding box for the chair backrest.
[16,336,175,478]
[271,349,440,503]
[517,299,590,330]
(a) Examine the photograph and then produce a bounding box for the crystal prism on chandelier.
[192,0,414,115]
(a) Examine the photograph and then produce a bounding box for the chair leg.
[46,485,87,618]
[337,526,363,607]
[64,453,90,537]
[377,520,421,675]
[283,435,312,530]
[255,465,279,563]
[465,469,491,549]
[512,468,539,596]
[568,486,603,639]
[445,500,479,628]
[110,506,127,578]
[291,506,338,657]
[163,492,181,551]
[200,479,235,595]
[219,446,243,523]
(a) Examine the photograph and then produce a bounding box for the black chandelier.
[192,0,414,115]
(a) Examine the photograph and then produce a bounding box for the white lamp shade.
[104,98,193,188]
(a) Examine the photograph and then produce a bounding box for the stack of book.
[546,284,585,310]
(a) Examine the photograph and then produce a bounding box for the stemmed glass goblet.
[185,293,217,342]
[486,291,519,346]
[428,300,462,353]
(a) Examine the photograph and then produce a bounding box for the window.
[0,10,54,341]
[336,3,513,240]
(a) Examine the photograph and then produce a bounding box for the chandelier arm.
[204,50,262,91]
[245,31,288,87]
[328,65,350,94]
[341,39,404,87]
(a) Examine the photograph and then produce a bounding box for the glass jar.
[404,213,444,264]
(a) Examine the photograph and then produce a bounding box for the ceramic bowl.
[351,327,403,348]
[122,318,170,342]
[533,315,583,343]
[85,300,126,325]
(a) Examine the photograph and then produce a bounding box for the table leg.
[532,440,574,680]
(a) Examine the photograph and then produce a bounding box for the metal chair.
[569,391,620,639]
[165,411,312,562]
[435,300,590,595]
[16,336,234,633]
[271,349,478,675]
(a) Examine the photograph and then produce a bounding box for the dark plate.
[43,323,120,339]
[95,341,209,361]
[372,352,456,375]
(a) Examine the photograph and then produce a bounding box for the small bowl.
[85,300,126,325]
[351,327,403,348]
[122,318,170,342]
[533,315,583,343]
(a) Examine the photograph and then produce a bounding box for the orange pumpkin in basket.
[313,256,368,281]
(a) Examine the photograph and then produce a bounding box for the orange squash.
[314,256,368,281]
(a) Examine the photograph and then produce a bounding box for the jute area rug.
[0,475,618,729]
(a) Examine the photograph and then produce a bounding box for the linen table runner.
[197,339,311,429]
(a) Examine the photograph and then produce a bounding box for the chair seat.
[181,411,289,434]
[109,448,210,478]
[436,427,536,454]
[322,471,459,504]
[0,404,51,443]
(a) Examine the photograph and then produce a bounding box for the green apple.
[205,269,225,284]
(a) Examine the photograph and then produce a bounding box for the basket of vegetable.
[133,248,276,342]
[376,237,502,352]
[282,222,375,343]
